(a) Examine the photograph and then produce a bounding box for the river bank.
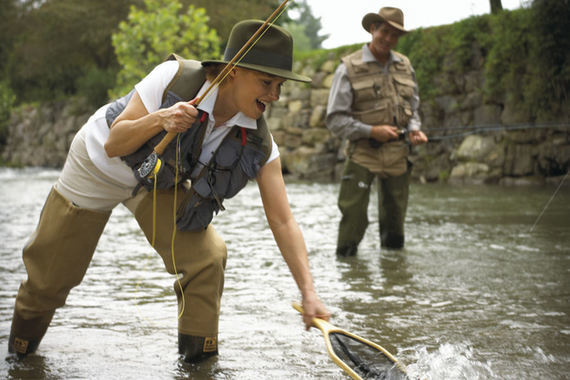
[1,6,568,186]
[1,71,567,187]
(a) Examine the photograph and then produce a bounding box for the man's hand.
[370,125,400,143]
[409,130,428,145]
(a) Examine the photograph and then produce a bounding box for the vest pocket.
[352,79,380,103]
[392,75,415,100]
[353,102,392,125]
[397,104,413,128]
[176,193,218,231]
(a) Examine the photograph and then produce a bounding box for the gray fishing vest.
[105,54,272,231]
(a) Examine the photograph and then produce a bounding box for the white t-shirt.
[84,61,279,187]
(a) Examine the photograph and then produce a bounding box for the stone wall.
[268,54,569,185]
[2,99,91,168]
[2,53,569,186]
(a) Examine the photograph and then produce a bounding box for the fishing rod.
[132,0,292,321]
[137,0,292,181]
[529,171,568,233]
[426,122,570,141]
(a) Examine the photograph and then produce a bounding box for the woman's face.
[230,68,286,119]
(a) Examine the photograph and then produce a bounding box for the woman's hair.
[203,63,227,83]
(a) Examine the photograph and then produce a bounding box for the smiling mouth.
[256,99,267,112]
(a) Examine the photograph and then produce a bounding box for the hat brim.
[201,60,311,83]
[361,13,408,34]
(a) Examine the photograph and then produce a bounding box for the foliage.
[0,0,19,71]
[526,0,570,119]
[395,2,568,121]
[110,0,220,99]
[283,22,312,53]
[0,81,16,145]
[76,67,118,107]
[4,0,139,105]
[178,0,285,43]
[484,10,532,104]
[396,15,495,99]
[1,0,280,107]
[293,43,362,71]
[0,0,567,126]
[286,0,329,50]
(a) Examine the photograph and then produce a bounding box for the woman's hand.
[106,95,200,157]
[158,98,199,134]
[301,290,331,330]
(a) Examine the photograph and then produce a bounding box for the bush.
[76,66,118,108]
[395,4,568,122]
[110,0,220,99]
[0,81,15,145]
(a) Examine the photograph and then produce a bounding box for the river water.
[1,167,568,379]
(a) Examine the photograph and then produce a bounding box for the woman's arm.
[257,158,330,329]
[105,91,199,158]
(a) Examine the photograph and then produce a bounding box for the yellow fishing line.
[530,172,568,232]
[172,135,185,319]
[164,3,290,320]
[133,172,159,326]
[152,174,157,247]
[146,2,290,321]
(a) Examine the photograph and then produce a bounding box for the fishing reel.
[136,151,163,183]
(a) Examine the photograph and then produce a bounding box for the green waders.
[9,186,227,363]
[336,159,410,256]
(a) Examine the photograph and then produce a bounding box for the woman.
[9,19,329,363]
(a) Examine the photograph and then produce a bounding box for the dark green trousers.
[336,159,410,255]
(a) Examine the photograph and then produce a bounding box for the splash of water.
[402,343,495,380]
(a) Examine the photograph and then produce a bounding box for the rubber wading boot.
[178,333,218,363]
[8,311,54,358]
[381,233,405,249]
[336,243,358,257]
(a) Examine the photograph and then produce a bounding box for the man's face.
[369,22,402,60]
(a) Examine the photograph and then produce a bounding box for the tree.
[283,22,312,52]
[529,0,570,116]
[285,0,328,50]
[490,0,503,14]
[179,0,285,43]
[110,0,220,98]
[6,0,140,105]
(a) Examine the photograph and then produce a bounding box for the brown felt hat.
[362,7,408,34]
[202,19,311,83]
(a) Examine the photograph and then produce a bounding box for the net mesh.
[330,332,408,380]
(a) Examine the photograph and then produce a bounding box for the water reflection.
[1,168,569,379]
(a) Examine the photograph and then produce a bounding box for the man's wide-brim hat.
[361,7,408,34]
[202,19,311,83]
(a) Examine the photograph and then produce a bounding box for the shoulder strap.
[254,117,272,165]
[163,53,207,103]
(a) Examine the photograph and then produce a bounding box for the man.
[326,7,428,256]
